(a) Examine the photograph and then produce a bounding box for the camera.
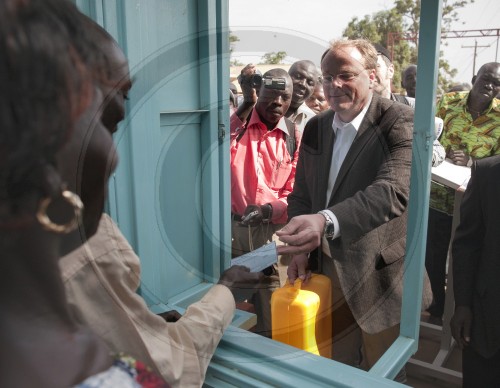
[238,69,262,88]
[262,76,286,90]
[251,74,286,90]
[237,70,286,91]
[250,72,262,88]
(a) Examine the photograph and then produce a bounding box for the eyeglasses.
[322,70,366,85]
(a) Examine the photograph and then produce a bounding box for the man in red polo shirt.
[230,68,300,336]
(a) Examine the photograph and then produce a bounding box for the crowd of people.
[230,37,500,388]
[1,0,499,386]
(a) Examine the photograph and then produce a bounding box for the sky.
[229,0,500,84]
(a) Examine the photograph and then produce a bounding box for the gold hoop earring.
[36,190,84,234]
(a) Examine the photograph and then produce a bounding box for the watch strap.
[318,210,335,240]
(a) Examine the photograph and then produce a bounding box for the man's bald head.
[288,60,318,108]
[469,62,500,107]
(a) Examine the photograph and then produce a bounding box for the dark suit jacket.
[452,154,500,358]
[288,93,431,333]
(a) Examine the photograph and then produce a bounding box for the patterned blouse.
[75,354,170,388]
[430,91,500,214]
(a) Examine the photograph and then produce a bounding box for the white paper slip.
[431,159,471,190]
[231,242,278,272]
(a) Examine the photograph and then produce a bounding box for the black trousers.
[463,347,500,387]
[425,208,453,317]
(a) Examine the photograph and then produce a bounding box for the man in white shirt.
[285,60,318,132]
[276,39,431,380]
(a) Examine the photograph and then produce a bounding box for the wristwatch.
[318,210,335,240]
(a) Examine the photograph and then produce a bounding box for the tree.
[229,32,243,66]
[342,0,473,94]
[343,8,408,91]
[260,51,287,65]
[229,32,239,53]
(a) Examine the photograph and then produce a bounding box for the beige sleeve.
[159,285,235,387]
[61,214,235,388]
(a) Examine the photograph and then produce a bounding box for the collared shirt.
[230,110,300,224]
[430,92,500,214]
[287,102,316,133]
[323,96,372,240]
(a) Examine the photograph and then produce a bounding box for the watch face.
[319,210,335,238]
[325,221,335,238]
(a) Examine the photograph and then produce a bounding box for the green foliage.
[229,32,239,53]
[438,54,458,93]
[343,8,409,91]
[441,0,472,30]
[230,58,243,66]
[260,51,287,64]
[342,0,474,94]
[229,32,243,66]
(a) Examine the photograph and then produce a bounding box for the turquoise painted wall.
[76,0,229,303]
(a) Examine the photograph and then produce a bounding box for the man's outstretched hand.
[276,214,325,255]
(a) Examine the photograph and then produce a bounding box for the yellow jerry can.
[271,273,332,358]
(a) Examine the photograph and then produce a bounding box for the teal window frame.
[73,0,444,385]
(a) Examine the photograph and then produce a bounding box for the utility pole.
[387,28,500,73]
[496,34,499,62]
[462,39,491,77]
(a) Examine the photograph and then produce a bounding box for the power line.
[387,28,500,46]
[387,28,500,66]
[462,40,491,76]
